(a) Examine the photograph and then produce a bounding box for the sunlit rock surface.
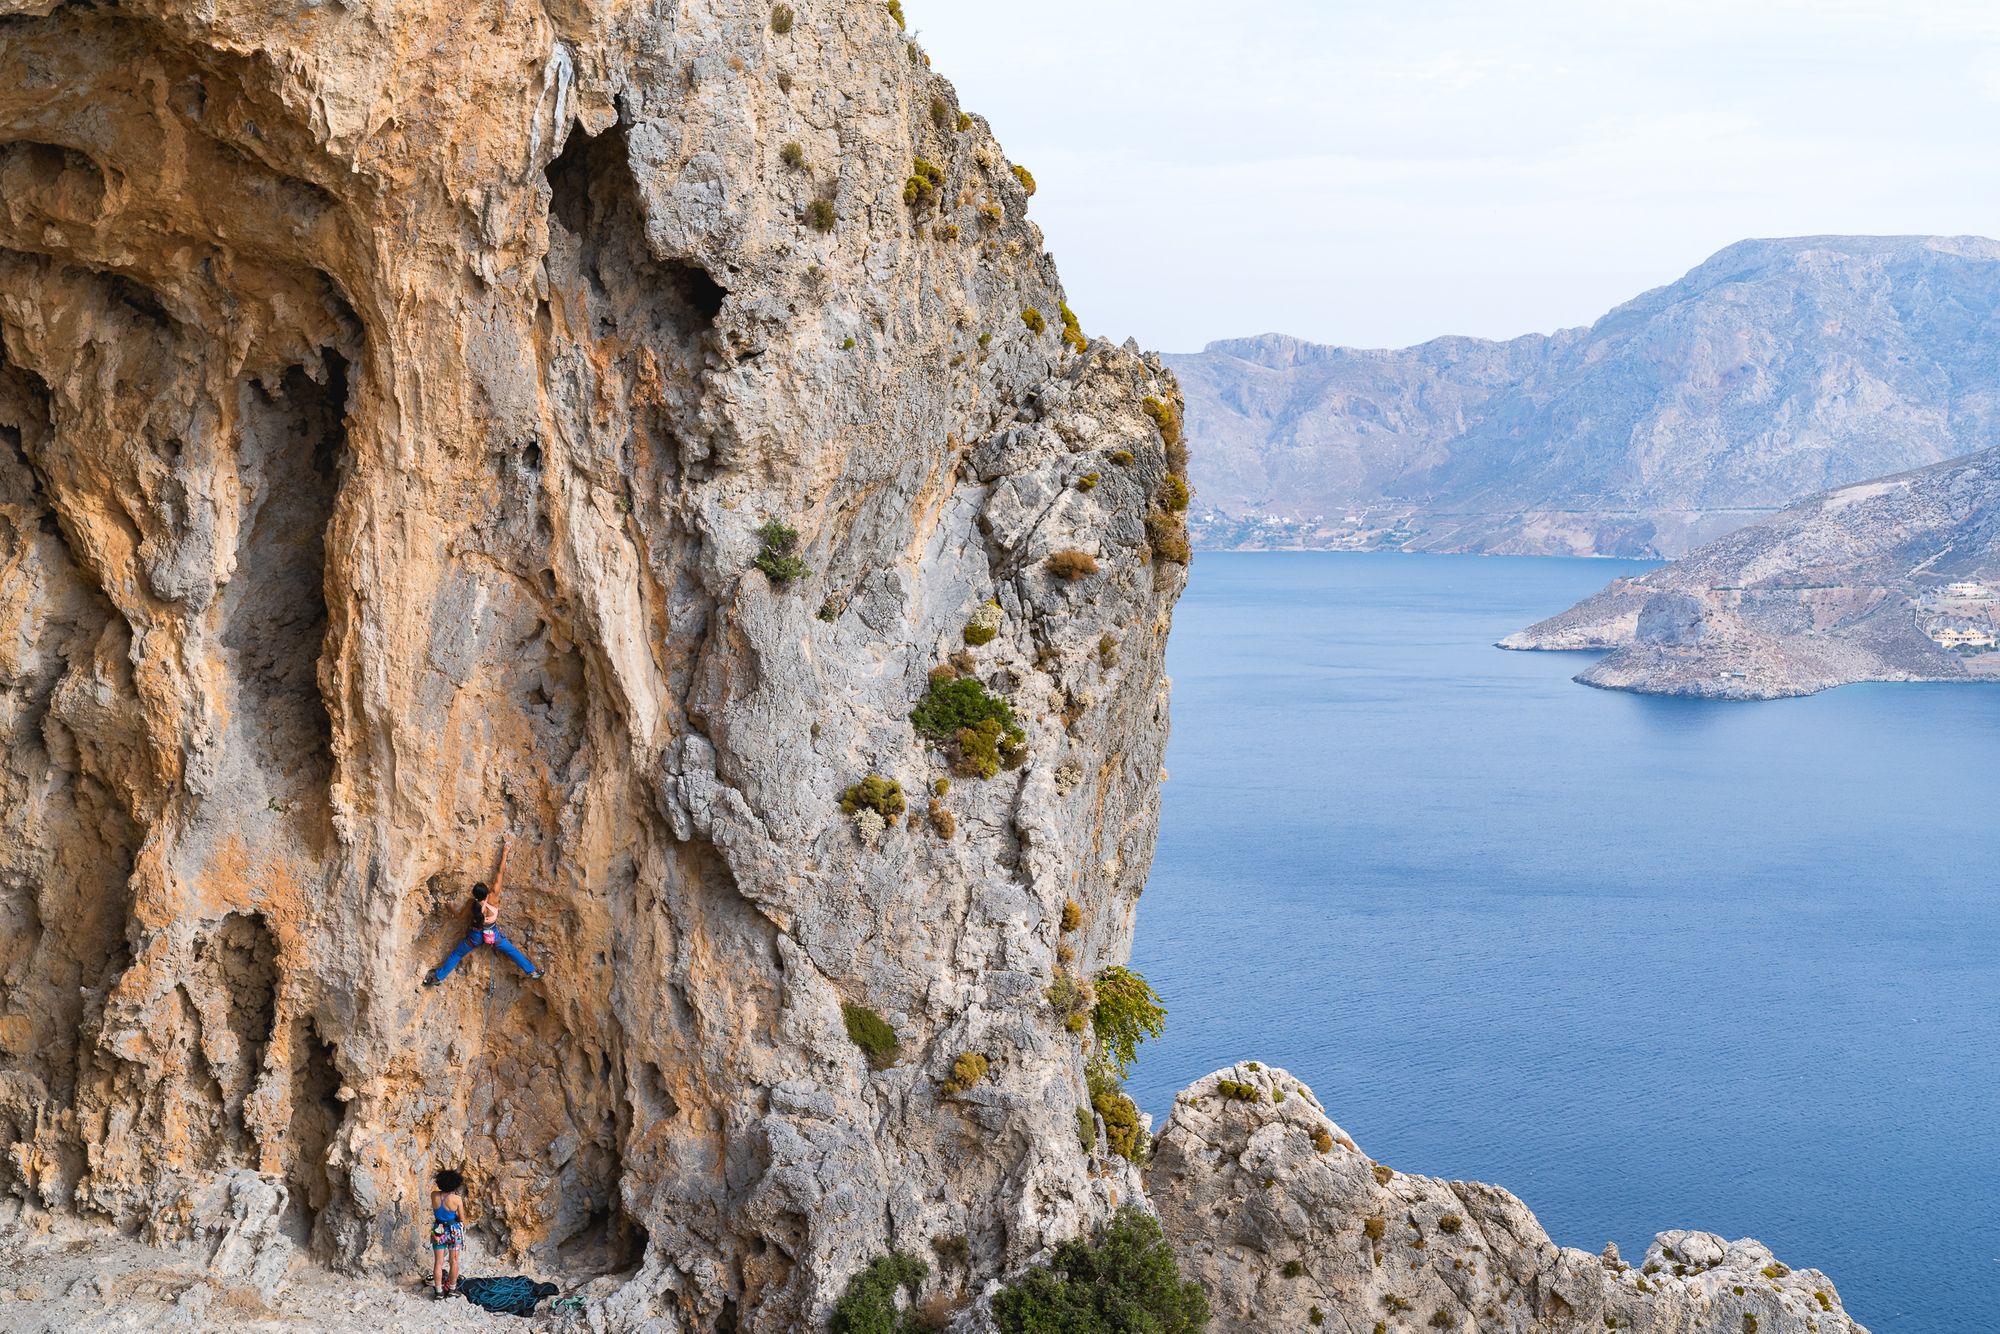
[0,2,1188,1325]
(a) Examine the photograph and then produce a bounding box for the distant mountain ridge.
[1173,235,2000,557]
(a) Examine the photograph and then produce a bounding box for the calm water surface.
[1130,553,2000,1334]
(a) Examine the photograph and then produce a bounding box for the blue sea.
[1129,553,2000,1334]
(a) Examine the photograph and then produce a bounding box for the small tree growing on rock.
[1092,966,1166,1079]
[754,520,811,583]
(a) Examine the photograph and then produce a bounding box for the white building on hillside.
[1930,624,1998,650]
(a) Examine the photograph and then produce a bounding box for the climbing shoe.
[421,969,439,988]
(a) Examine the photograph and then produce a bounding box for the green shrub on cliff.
[1090,1074,1144,1163]
[1011,163,1037,196]
[911,676,1025,778]
[911,674,1018,741]
[990,1208,1210,1333]
[904,157,944,209]
[952,717,1026,778]
[885,0,905,30]
[770,3,795,34]
[1059,301,1086,354]
[830,1250,927,1334]
[1141,393,1189,474]
[963,600,1003,646]
[1145,511,1192,566]
[1046,971,1093,1033]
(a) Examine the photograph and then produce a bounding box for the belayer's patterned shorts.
[432,1220,464,1251]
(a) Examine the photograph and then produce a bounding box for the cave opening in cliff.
[285,1016,348,1249]
[556,1198,648,1278]
[221,355,348,830]
[543,120,728,343]
[187,911,279,1162]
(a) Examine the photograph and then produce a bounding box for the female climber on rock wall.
[422,838,544,985]
[429,1167,466,1298]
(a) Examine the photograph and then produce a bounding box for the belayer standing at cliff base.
[424,838,543,984]
[429,1167,466,1298]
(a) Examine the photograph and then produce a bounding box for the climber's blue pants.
[435,929,536,979]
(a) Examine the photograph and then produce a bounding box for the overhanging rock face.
[0,3,1189,1326]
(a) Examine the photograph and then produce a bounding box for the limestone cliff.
[1503,448,2000,698]
[0,1,1190,1327]
[1149,1067,1868,1334]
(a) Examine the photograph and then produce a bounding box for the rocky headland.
[1173,235,2000,558]
[1504,448,2000,699]
[1150,1066,1865,1334]
[0,0,1867,1329]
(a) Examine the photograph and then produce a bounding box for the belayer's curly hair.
[435,1168,464,1193]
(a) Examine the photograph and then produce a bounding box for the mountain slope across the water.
[1173,235,2000,557]
[1502,447,2000,698]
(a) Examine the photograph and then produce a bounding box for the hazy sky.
[914,1,2000,352]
